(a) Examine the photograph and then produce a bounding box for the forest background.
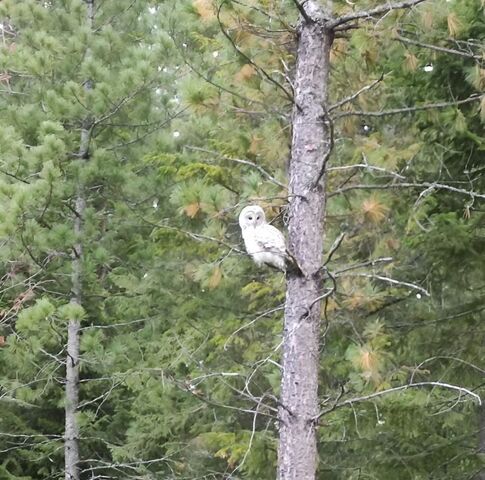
[0,0,484,479]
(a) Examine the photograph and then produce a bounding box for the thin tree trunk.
[65,2,94,479]
[278,2,333,479]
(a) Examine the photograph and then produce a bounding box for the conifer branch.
[333,94,483,119]
[94,82,153,126]
[0,169,30,184]
[328,0,427,29]
[217,0,295,104]
[186,145,286,189]
[232,0,285,24]
[105,107,188,151]
[179,51,274,110]
[19,233,44,270]
[154,222,245,255]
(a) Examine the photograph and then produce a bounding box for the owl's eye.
[256,215,260,220]
[248,216,253,220]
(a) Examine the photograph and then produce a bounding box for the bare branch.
[0,169,30,184]
[343,272,430,296]
[156,224,245,255]
[328,0,427,29]
[333,257,394,275]
[324,232,346,266]
[93,82,153,127]
[316,381,481,420]
[224,304,285,350]
[328,162,405,180]
[290,0,311,23]
[313,385,345,421]
[308,288,336,311]
[185,145,286,189]
[396,34,483,61]
[329,74,384,112]
[329,180,485,200]
[105,107,188,151]
[333,94,483,119]
[124,200,246,256]
[227,396,263,479]
[410,356,485,384]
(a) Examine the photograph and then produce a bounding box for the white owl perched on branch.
[238,205,289,271]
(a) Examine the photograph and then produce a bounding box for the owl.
[238,205,288,271]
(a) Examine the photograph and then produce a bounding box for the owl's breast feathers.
[242,224,287,271]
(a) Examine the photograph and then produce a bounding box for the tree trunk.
[65,2,94,479]
[278,2,333,479]
[65,119,89,480]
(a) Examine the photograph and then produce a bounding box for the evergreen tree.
[0,0,180,477]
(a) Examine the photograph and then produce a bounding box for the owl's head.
[238,205,266,229]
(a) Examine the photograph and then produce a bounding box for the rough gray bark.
[278,2,334,479]
[65,2,94,479]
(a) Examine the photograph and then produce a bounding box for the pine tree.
[0,0,180,477]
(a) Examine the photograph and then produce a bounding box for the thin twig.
[329,180,485,200]
[227,397,263,479]
[329,73,384,112]
[224,305,285,350]
[157,224,245,254]
[343,272,430,296]
[333,257,394,275]
[396,34,483,61]
[410,356,485,384]
[327,163,405,180]
[324,232,346,266]
[328,0,427,29]
[0,169,30,184]
[333,94,483,119]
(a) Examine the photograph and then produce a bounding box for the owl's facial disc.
[239,205,265,229]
